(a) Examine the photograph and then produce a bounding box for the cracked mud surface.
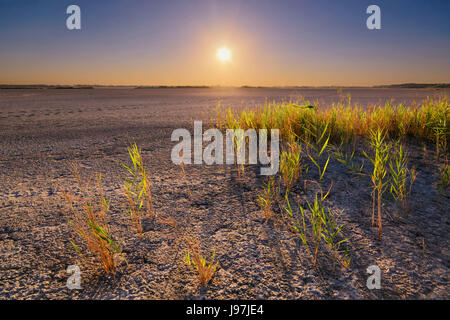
[0,88,448,299]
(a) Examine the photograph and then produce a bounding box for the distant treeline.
[374,83,450,89]
[0,85,211,90]
[134,85,210,89]
[0,85,94,89]
[1,83,448,90]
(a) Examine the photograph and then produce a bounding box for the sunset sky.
[1,0,449,86]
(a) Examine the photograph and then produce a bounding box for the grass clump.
[284,188,349,267]
[437,158,449,192]
[284,193,308,247]
[257,177,277,220]
[120,143,155,235]
[428,103,448,159]
[61,164,126,275]
[280,138,302,190]
[216,95,449,145]
[183,239,219,286]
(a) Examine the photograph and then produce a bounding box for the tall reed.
[388,141,416,219]
[120,143,155,235]
[304,123,331,182]
[363,129,389,237]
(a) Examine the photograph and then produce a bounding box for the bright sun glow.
[217,47,231,62]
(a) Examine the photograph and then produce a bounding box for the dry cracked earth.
[0,89,448,299]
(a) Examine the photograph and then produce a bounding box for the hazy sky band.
[1,0,449,86]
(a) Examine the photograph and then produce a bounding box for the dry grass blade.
[61,164,126,275]
[179,149,193,201]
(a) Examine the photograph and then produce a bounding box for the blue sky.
[1,0,449,86]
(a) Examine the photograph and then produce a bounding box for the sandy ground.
[0,89,448,299]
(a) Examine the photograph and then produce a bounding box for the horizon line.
[1,83,450,89]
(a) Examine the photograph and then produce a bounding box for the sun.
[217,47,231,62]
